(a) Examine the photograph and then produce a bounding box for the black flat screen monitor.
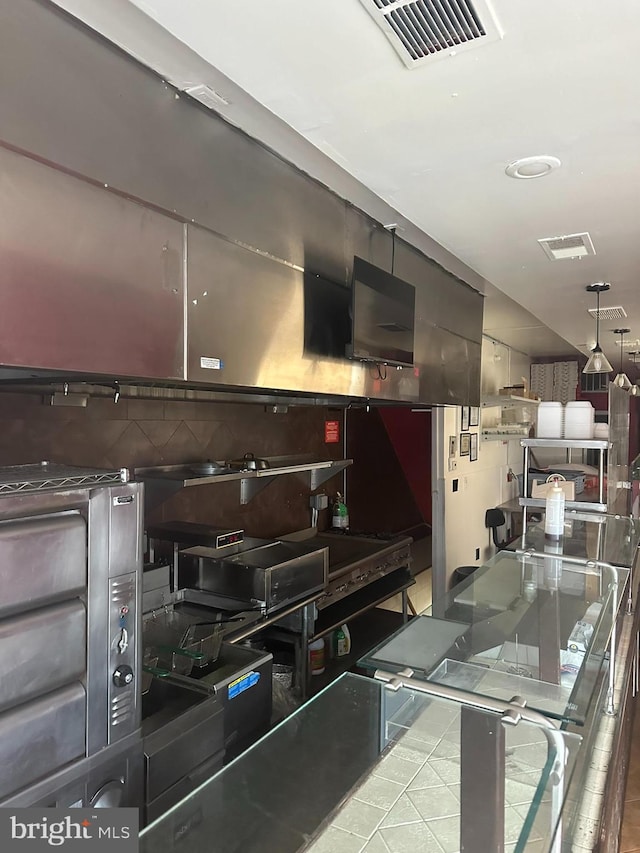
[347,256,416,368]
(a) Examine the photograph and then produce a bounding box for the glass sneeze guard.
[515,513,640,569]
[359,527,631,726]
[139,671,581,853]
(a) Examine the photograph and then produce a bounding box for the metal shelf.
[136,457,353,510]
[481,395,540,408]
[481,426,530,441]
[520,436,609,523]
[0,462,128,494]
[520,438,609,450]
[519,497,608,513]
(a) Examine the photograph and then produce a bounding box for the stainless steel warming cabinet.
[0,463,144,809]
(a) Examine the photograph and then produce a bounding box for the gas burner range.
[329,529,402,541]
[306,531,413,610]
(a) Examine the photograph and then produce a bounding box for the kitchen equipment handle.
[155,644,206,662]
[159,671,217,696]
[189,616,245,627]
[142,664,171,678]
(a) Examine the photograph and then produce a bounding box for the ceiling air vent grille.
[538,232,596,260]
[183,84,230,111]
[361,0,503,68]
[588,306,627,321]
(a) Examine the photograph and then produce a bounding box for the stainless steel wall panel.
[0,0,347,274]
[0,683,86,801]
[0,513,86,619]
[0,0,483,404]
[343,209,396,284]
[608,382,630,515]
[0,600,86,714]
[0,147,184,379]
[393,243,484,345]
[187,228,308,391]
[187,226,479,405]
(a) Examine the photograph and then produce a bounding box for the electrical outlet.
[452,479,459,492]
[448,458,457,472]
[309,494,328,510]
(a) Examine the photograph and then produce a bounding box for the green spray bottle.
[332,492,349,530]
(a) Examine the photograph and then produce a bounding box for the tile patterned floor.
[307,696,552,853]
[318,575,640,852]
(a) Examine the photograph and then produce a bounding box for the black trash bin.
[450,565,479,590]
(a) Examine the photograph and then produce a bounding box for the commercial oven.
[0,463,144,808]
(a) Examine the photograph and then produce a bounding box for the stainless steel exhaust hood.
[0,0,483,407]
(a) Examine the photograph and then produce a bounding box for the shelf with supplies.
[480,394,541,409]
[480,425,531,441]
[519,437,610,520]
[136,456,353,511]
[480,395,539,441]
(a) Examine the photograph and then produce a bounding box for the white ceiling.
[52,0,640,374]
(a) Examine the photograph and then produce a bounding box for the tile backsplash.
[0,392,344,538]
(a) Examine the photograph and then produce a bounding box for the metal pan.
[227,453,270,471]
[188,462,233,476]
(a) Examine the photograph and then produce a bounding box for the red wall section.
[379,408,432,524]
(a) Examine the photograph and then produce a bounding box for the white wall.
[440,337,531,589]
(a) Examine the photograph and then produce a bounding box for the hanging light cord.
[619,331,624,375]
[390,226,396,275]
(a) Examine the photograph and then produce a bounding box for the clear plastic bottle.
[544,477,565,540]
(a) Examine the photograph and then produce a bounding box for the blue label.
[228,670,260,699]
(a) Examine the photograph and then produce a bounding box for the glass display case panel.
[516,513,640,569]
[360,549,627,725]
[139,672,581,853]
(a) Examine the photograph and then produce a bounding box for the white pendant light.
[583,284,613,374]
[613,328,633,390]
[628,351,640,395]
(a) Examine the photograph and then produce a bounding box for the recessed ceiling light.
[505,156,561,179]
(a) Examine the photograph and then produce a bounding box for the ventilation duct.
[360,0,503,67]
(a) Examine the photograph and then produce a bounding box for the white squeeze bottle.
[544,477,565,541]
